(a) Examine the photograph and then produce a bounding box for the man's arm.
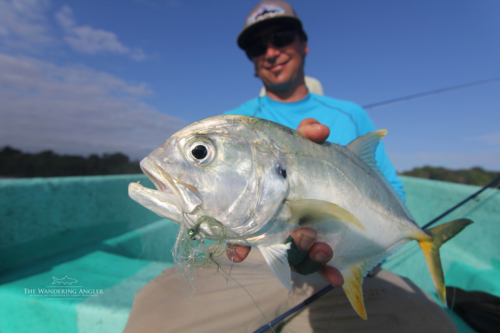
[226,118,344,288]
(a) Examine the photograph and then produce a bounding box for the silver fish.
[128,115,472,319]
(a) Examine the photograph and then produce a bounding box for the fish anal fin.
[417,218,473,305]
[287,199,365,231]
[339,245,407,321]
[341,264,367,320]
[258,244,292,290]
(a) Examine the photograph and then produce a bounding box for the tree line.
[1,146,498,187]
[0,146,141,178]
[400,166,500,187]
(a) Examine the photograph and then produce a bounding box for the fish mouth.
[128,157,204,224]
[140,158,178,198]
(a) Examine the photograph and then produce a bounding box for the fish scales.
[129,115,472,319]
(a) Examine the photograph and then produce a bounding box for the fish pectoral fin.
[416,218,473,306]
[341,264,368,320]
[258,244,292,291]
[286,199,365,231]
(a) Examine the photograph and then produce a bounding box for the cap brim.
[237,17,303,50]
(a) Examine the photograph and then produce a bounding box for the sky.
[0,0,499,172]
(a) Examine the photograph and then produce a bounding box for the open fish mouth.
[128,157,204,224]
[142,167,170,193]
[140,157,178,198]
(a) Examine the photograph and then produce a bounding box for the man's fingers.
[290,227,316,251]
[319,265,344,288]
[308,242,333,264]
[234,227,341,287]
[297,118,330,143]
[226,244,250,263]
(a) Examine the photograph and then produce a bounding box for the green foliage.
[0,146,141,178]
[401,166,500,186]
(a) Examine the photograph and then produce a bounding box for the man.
[224,1,406,289]
[124,2,457,332]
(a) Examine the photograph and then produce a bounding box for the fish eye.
[185,137,215,165]
[191,145,208,160]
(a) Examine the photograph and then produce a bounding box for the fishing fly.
[172,216,229,291]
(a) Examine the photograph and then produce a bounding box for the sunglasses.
[245,29,297,58]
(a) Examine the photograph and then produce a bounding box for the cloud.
[0,0,55,51]
[0,0,146,60]
[469,132,500,146]
[55,5,146,60]
[0,53,185,159]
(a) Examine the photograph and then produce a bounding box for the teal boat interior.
[0,175,499,332]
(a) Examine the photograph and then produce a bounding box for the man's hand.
[226,118,344,288]
[296,118,330,143]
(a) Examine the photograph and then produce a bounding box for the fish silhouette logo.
[247,5,284,25]
[52,275,78,285]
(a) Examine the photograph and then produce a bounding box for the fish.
[52,275,78,285]
[128,115,472,319]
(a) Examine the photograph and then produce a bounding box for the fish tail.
[417,218,473,305]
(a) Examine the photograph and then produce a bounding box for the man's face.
[248,25,309,92]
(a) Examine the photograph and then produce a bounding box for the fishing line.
[227,245,236,277]
[385,188,482,264]
[136,225,175,260]
[450,286,458,312]
[253,175,500,333]
[362,77,500,110]
[218,265,277,333]
[253,285,334,333]
[420,176,500,229]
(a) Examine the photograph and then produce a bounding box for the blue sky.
[1,0,499,171]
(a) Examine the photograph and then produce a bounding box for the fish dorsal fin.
[346,130,415,220]
[287,199,365,231]
[346,129,387,179]
[258,244,292,290]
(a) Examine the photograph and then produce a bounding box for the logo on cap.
[247,5,284,25]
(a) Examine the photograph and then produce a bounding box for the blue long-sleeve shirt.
[224,93,406,201]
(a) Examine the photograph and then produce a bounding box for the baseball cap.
[237,1,306,50]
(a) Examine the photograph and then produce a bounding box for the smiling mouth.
[267,61,288,71]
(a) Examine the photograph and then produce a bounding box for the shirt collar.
[262,93,313,110]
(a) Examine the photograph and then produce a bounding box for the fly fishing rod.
[421,175,500,229]
[363,77,500,110]
[253,175,500,333]
[254,78,500,332]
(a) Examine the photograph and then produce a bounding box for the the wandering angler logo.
[52,275,78,285]
[24,275,104,299]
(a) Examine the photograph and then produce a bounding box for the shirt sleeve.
[352,106,407,202]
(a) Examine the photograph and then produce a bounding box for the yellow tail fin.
[417,218,473,305]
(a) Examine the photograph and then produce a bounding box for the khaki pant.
[123,250,457,333]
